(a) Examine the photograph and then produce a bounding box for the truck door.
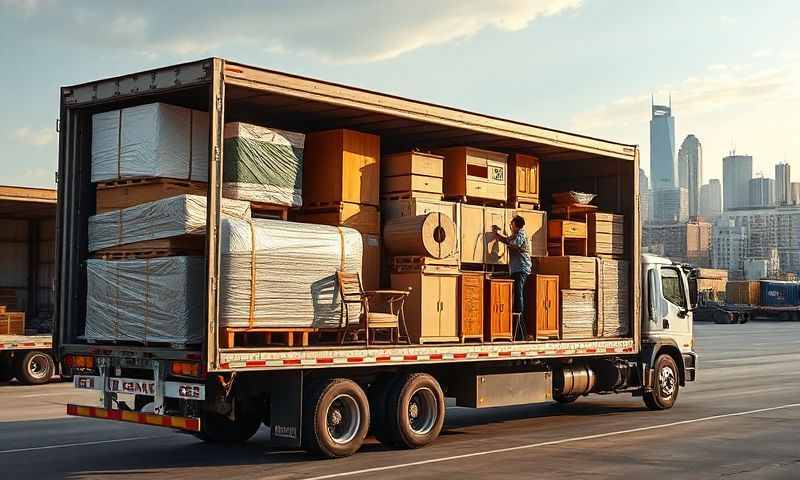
[653,266,694,353]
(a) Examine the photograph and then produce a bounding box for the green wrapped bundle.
[223,122,304,207]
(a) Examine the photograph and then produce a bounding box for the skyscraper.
[723,154,753,210]
[640,168,650,222]
[678,135,702,217]
[652,187,688,223]
[650,101,676,190]
[749,177,775,207]
[792,182,800,205]
[775,163,791,205]
[699,179,722,219]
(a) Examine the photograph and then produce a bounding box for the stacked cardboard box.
[597,259,630,337]
[560,290,596,339]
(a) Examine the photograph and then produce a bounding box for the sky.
[1,0,798,189]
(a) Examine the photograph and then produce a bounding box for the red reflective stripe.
[555,349,566,355]
[403,355,417,361]
[429,354,443,360]
[477,352,489,357]
[245,360,266,367]
[185,418,200,431]
[499,351,512,357]
[283,359,301,365]
[376,356,391,362]
[346,357,363,363]
[453,353,467,359]
[316,358,334,364]
[606,348,617,353]
[586,348,597,353]
[162,416,171,426]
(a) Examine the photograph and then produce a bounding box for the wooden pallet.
[0,311,25,335]
[221,327,318,348]
[250,202,290,220]
[95,178,207,213]
[93,236,204,260]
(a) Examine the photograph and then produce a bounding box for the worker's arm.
[491,225,510,244]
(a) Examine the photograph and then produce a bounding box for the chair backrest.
[337,271,363,301]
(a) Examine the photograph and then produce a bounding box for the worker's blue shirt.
[508,228,532,275]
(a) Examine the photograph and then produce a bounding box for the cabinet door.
[484,207,507,264]
[543,278,560,337]
[460,204,484,263]
[528,157,539,196]
[516,155,531,195]
[460,274,483,337]
[421,274,441,337]
[438,275,458,337]
[497,282,513,336]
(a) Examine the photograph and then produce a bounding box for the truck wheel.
[384,373,445,449]
[643,354,679,410]
[14,351,55,385]
[554,393,579,404]
[0,354,14,382]
[302,378,370,458]
[197,400,262,444]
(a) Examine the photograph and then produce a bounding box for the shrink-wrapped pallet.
[219,218,363,329]
[85,257,203,345]
[222,123,304,207]
[597,259,630,337]
[91,103,209,183]
[561,290,596,339]
[88,194,251,252]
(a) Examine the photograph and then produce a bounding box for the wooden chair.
[337,271,411,346]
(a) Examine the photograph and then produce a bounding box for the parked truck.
[0,186,63,385]
[698,279,800,323]
[57,58,697,458]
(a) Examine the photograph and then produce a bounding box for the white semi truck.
[57,58,697,458]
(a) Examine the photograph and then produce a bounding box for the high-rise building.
[650,101,676,190]
[712,218,748,279]
[723,154,753,210]
[792,182,800,205]
[678,135,702,217]
[644,221,712,267]
[719,205,800,275]
[749,177,775,207]
[640,168,650,222]
[775,163,791,205]
[699,179,722,219]
[652,187,688,223]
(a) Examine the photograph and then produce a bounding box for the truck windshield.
[661,268,687,309]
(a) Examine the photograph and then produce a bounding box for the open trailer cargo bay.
[57,58,696,458]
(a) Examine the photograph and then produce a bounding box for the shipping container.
[759,280,800,307]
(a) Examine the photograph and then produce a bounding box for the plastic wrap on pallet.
[219,218,363,329]
[88,194,251,252]
[85,256,203,345]
[91,103,209,183]
[222,123,304,207]
[598,259,630,337]
[561,290,596,339]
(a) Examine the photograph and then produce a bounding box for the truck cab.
[640,253,698,409]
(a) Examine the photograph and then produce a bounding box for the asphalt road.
[1,322,799,480]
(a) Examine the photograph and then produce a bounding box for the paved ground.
[1,322,799,479]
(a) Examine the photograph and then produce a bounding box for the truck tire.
[197,401,262,444]
[14,351,55,385]
[0,354,14,382]
[554,393,579,404]
[643,354,679,410]
[302,378,370,458]
[383,373,445,449]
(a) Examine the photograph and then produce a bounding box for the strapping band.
[336,226,346,272]
[248,220,257,328]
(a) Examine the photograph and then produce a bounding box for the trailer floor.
[2,322,800,480]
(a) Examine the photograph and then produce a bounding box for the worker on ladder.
[493,215,532,339]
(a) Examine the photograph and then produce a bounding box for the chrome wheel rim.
[326,394,360,445]
[659,365,677,397]
[27,354,50,380]
[408,387,437,435]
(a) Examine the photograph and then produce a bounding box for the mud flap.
[269,371,303,448]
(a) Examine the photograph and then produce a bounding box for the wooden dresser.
[508,153,540,208]
[484,277,513,342]
[458,273,484,342]
[530,274,560,340]
[435,146,508,202]
[548,219,588,256]
[391,272,459,344]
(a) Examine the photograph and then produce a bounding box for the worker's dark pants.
[511,272,528,314]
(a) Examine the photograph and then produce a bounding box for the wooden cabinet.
[382,151,444,178]
[435,147,508,202]
[534,256,596,290]
[294,202,380,235]
[514,209,547,257]
[458,273,484,342]
[529,275,559,340]
[508,153,540,207]
[548,219,588,256]
[391,272,458,344]
[382,175,443,196]
[485,278,513,342]
[303,129,380,207]
[459,204,508,265]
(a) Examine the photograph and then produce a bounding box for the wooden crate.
[0,311,25,335]
[588,212,625,257]
[391,272,459,344]
[221,327,316,348]
[514,209,547,257]
[508,153,540,207]
[528,275,559,340]
[362,234,381,291]
[534,256,596,290]
[303,129,380,207]
[484,277,513,342]
[294,202,380,236]
[382,151,443,178]
[726,281,760,305]
[435,147,508,203]
[381,175,443,196]
[458,273,484,342]
[93,236,205,260]
[96,178,206,213]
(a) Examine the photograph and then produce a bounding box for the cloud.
[6,0,582,63]
[14,126,55,146]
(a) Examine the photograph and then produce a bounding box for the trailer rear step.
[66,404,201,432]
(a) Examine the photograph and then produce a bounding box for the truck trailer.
[57,58,697,458]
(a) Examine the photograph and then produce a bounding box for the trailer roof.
[0,185,56,219]
[62,58,638,162]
